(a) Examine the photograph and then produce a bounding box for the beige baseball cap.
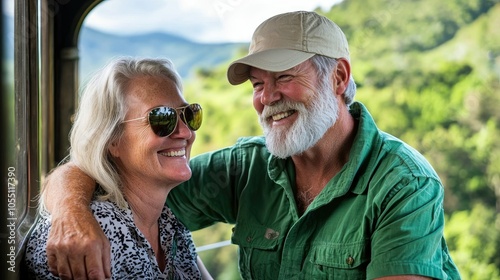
[227,11,350,85]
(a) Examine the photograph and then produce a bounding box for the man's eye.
[277,75,292,81]
[252,82,263,89]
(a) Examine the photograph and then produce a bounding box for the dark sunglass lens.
[184,104,202,131]
[149,107,177,137]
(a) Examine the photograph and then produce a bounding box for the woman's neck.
[122,180,171,271]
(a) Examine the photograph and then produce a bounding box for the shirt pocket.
[309,241,369,280]
[231,222,282,280]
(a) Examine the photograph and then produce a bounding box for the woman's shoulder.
[90,200,134,231]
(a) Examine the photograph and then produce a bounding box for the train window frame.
[1,0,40,279]
[1,1,19,278]
[2,1,103,279]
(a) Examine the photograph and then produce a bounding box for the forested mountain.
[320,0,500,211]
[79,27,247,80]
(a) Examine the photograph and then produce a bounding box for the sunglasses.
[123,103,203,137]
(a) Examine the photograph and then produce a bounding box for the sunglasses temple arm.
[122,116,147,123]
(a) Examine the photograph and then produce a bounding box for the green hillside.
[184,1,500,279]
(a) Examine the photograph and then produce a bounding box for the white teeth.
[272,111,293,121]
[160,149,186,157]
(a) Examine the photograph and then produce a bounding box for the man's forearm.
[43,162,96,215]
[43,162,111,279]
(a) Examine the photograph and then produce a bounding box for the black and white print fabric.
[25,200,202,279]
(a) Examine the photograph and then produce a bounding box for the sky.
[3,0,343,43]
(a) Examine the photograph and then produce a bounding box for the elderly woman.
[24,57,211,279]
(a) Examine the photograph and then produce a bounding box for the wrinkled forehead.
[126,75,181,100]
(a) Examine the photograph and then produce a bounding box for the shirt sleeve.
[367,173,449,279]
[167,145,242,230]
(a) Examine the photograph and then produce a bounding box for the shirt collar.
[267,101,380,196]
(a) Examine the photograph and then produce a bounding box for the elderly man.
[42,11,460,280]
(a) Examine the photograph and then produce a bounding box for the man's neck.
[291,106,358,213]
[292,106,357,179]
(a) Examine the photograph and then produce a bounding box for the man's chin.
[265,138,295,159]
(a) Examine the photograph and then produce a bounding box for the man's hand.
[46,207,111,279]
[42,162,110,279]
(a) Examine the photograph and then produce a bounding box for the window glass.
[3,0,14,165]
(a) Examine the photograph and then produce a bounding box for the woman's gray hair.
[310,55,357,106]
[42,57,183,211]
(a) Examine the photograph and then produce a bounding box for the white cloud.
[84,0,343,43]
[3,0,14,17]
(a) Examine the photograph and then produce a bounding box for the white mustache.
[261,101,305,120]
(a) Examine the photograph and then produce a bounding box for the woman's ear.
[108,139,120,158]
[333,58,351,96]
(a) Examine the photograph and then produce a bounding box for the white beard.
[260,85,339,159]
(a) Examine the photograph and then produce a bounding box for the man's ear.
[333,58,351,96]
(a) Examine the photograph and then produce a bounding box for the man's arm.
[43,162,111,279]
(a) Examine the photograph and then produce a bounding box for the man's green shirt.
[168,102,461,279]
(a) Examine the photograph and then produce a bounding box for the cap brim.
[227,49,315,85]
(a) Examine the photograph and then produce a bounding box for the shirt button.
[346,256,355,266]
[246,236,253,243]
[264,228,280,240]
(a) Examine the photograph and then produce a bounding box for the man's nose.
[260,82,281,106]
